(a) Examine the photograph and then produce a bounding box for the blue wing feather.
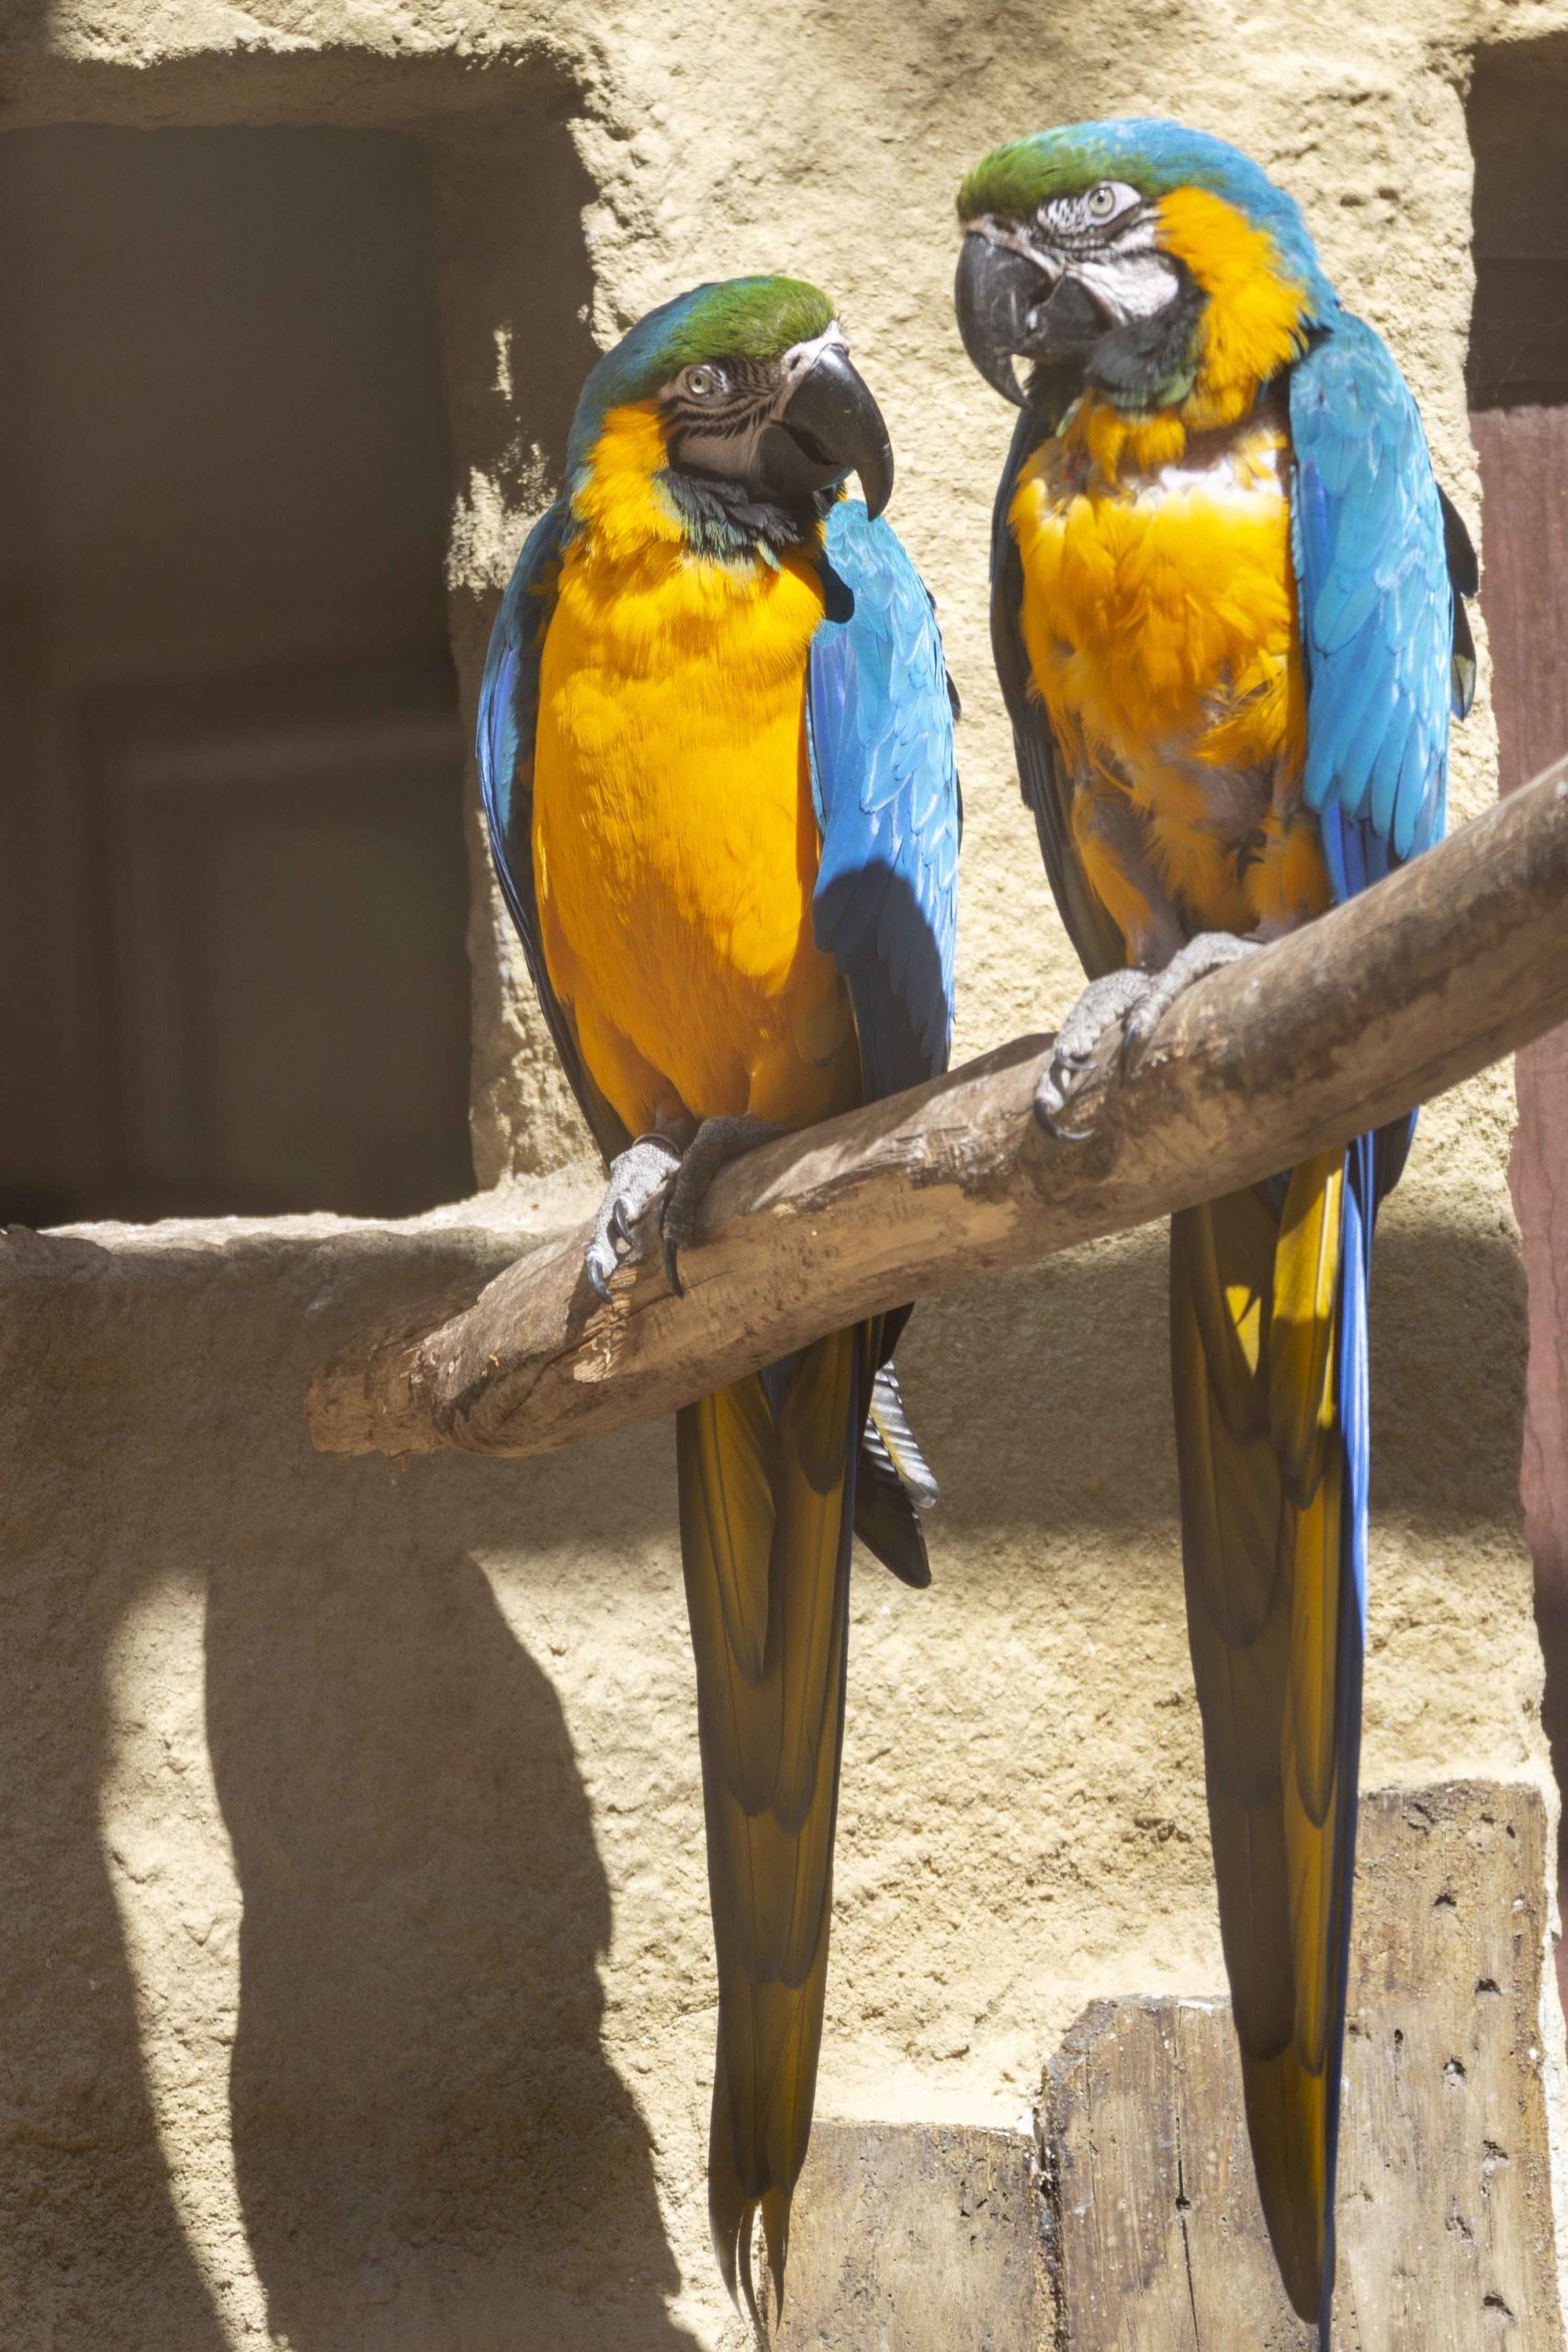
[478,502,566,912]
[476,498,629,1164]
[807,502,961,1104]
[1291,312,1478,1199]
[1291,315,1456,879]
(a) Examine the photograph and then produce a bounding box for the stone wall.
[0,4,1562,2346]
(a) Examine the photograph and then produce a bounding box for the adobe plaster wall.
[1,3,1564,2346]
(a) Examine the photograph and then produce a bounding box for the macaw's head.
[954,120,1337,427]
[568,274,893,525]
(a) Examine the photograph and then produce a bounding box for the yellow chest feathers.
[1010,400,1306,791]
[531,403,855,1134]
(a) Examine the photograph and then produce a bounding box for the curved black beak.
[758,345,894,519]
[954,231,1106,406]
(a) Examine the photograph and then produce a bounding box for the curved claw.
[1034,968,1153,1139]
[1116,1019,1155,1081]
[1035,1058,1094,1141]
[582,1134,682,1306]
[1036,1092,1098,1145]
[656,1114,784,1303]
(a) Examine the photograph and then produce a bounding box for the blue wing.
[1291,311,1476,1190]
[807,501,962,1105]
[476,499,629,1164]
[1291,313,1472,889]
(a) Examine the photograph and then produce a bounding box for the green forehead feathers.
[659,277,834,371]
[959,137,1116,221]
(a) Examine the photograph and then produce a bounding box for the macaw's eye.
[683,365,728,401]
[1086,182,1119,221]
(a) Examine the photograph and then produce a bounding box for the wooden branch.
[308,758,1568,1461]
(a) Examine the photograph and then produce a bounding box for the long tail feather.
[1171,1144,1372,2340]
[678,1327,865,2332]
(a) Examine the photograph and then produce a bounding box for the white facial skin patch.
[971,197,1180,330]
[1072,243,1181,323]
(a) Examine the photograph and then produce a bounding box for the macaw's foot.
[1118,931,1263,1061]
[584,1135,682,1304]
[1035,933,1265,1139]
[1036,968,1152,1137]
[660,1115,785,1295]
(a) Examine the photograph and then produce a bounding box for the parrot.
[953,121,1475,2336]
[476,275,960,2329]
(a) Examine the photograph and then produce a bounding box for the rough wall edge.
[0,34,613,133]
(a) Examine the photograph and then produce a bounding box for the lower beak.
[954,231,1104,405]
[758,345,895,520]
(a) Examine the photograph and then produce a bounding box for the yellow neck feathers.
[1068,187,1311,480]
[570,401,687,563]
[558,401,827,683]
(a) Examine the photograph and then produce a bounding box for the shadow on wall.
[207,1546,692,2352]
[0,1220,695,2352]
[425,106,603,547]
[3,0,53,50]
[898,1206,1529,1552]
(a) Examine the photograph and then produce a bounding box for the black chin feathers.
[1083,260,1205,414]
[659,466,833,560]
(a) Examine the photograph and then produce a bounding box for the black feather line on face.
[662,353,779,438]
[667,396,767,438]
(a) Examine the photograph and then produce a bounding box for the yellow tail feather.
[678,1326,864,2330]
[1171,1151,1347,2326]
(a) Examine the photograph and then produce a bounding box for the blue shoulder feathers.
[808,501,961,1102]
[1291,314,1471,880]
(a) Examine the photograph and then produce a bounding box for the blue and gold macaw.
[477,277,960,2325]
[954,122,1474,2334]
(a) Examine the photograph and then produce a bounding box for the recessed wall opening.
[0,125,472,1223]
[1467,46,1568,1988]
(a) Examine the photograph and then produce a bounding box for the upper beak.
[954,231,1105,406]
[758,345,895,520]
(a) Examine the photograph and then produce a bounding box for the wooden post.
[1043,1786,1562,2351]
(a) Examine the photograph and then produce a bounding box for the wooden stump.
[1044,1785,1565,2350]
[775,2121,1050,2351]
[776,1787,1562,2347]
